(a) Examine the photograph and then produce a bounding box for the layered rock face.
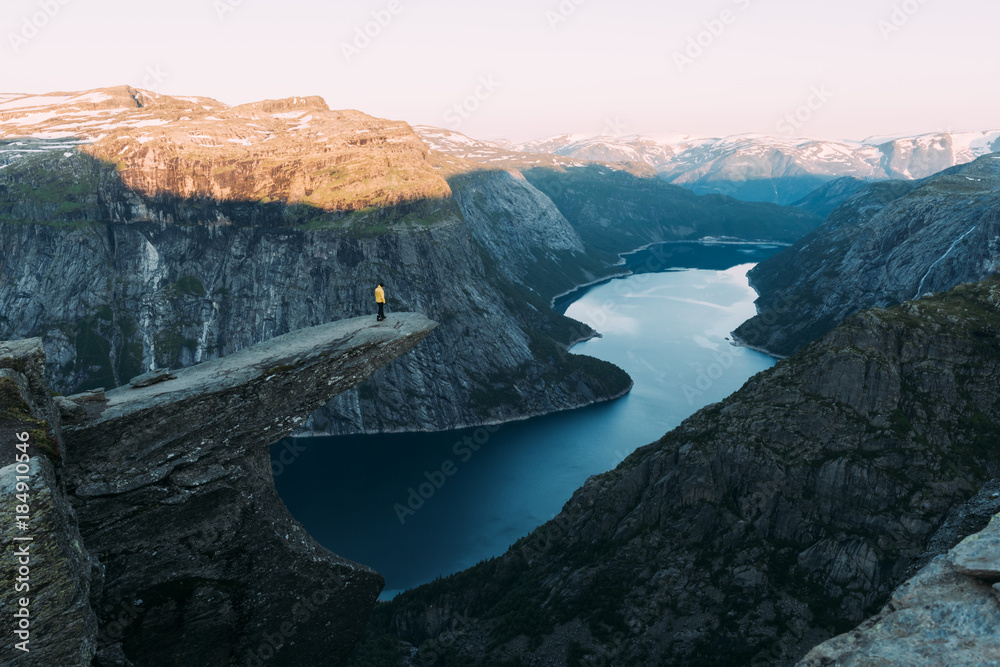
[0,316,437,666]
[0,339,100,667]
[444,168,619,298]
[449,169,584,283]
[736,154,1000,356]
[57,313,437,666]
[380,278,1000,666]
[0,211,630,436]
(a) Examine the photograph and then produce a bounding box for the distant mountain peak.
[453,128,1000,206]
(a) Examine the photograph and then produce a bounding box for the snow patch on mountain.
[431,128,1000,205]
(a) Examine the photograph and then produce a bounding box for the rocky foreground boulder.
[800,485,1000,666]
[1,314,436,666]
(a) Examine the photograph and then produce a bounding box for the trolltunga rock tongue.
[61,313,437,666]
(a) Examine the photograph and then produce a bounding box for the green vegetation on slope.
[522,165,823,253]
[0,147,112,224]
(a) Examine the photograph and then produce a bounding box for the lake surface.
[271,242,782,598]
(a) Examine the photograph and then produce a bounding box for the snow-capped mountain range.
[412,125,595,172]
[416,127,1000,206]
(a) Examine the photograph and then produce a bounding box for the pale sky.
[3,0,998,142]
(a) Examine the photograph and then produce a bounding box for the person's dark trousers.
[378,303,384,320]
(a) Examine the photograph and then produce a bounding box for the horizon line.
[1,86,997,149]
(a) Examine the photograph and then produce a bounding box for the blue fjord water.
[271,242,782,598]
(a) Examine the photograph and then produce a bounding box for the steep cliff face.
[60,314,437,666]
[0,87,641,435]
[379,277,1000,666]
[0,317,437,666]
[0,339,100,667]
[0,207,631,435]
[446,168,614,295]
[736,154,1000,356]
[449,169,584,280]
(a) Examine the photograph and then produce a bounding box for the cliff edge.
[1,313,437,666]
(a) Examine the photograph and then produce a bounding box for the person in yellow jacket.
[375,283,386,321]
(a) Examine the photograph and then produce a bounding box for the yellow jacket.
[375,286,385,304]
